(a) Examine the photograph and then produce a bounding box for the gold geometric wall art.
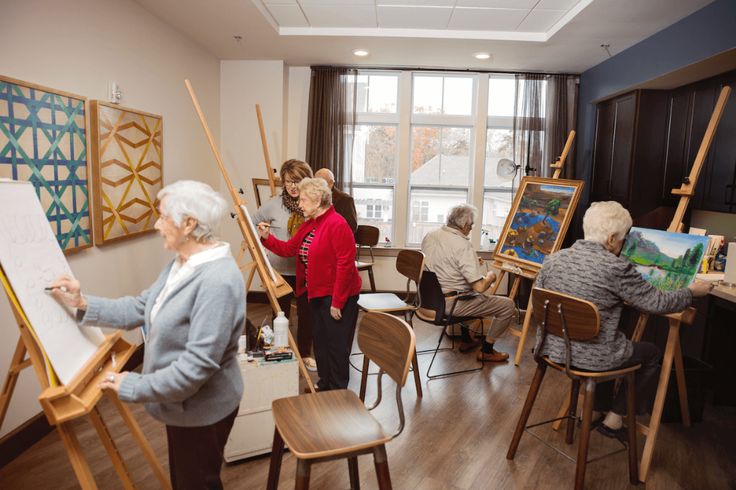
[89,101,163,245]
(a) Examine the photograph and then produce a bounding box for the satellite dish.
[496,158,520,182]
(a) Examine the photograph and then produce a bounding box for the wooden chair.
[357,249,425,399]
[355,225,380,292]
[506,288,640,490]
[266,311,416,490]
[415,270,484,379]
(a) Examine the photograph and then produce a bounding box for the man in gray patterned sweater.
[535,201,713,436]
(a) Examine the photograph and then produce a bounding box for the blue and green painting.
[498,183,576,265]
[621,227,709,291]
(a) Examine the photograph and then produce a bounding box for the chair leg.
[367,267,376,293]
[566,379,581,445]
[625,373,639,484]
[359,355,370,402]
[507,362,547,460]
[348,456,360,490]
[373,444,392,490]
[574,379,596,490]
[295,459,311,490]
[406,313,423,398]
[267,428,285,490]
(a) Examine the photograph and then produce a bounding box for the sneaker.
[458,339,482,353]
[303,357,318,372]
[596,423,627,441]
[476,349,510,362]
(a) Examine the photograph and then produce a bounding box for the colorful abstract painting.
[0,75,92,253]
[621,227,709,291]
[90,101,163,245]
[494,177,584,272]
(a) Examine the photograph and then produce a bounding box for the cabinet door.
[662,89,693,204]
[701,79,736,212]
[591,100,615,200]
[609,93,637,201]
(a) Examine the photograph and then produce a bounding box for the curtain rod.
[310,65,580,78]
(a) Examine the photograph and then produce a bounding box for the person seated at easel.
[257,177,362,391]
[314,168,358,233]
[421,204,516,362]
[534,201,713,438]
[50,180,245,490]
[253,159,317,372]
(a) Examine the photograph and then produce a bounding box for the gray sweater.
[80,257,245,427]
[535,240,692,371]
[253,195,296,276]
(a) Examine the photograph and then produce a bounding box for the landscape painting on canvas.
[621,227,709,291]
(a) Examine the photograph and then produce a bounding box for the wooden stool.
[506,288,640,490]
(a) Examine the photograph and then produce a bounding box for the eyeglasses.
[284,180,299,188]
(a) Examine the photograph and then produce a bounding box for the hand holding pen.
[47,275,87,310]
[256,222,275,239]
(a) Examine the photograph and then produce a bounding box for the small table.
[224,355,299,462]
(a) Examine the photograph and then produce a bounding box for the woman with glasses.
[252,159,317,371]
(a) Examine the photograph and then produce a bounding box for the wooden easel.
[255,103,279,198]
[0,267,171,490]
[184,80,315,393]
[550,86,732,482]
[487,130,577,365]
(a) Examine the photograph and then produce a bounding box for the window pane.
[351,125,397,184]
[407,189,467,245]
[354,187,394,243]
[484,128,514,188]
[413,76,442,114]
[481,191,513,250]
[488,76,515,117]
[347,75,369,113]
[443,77,473,115]
[411,127,471,186]
[367,75,398,113]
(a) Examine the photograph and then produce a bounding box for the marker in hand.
[44,286,68,292]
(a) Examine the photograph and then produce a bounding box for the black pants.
[594,342,662,416]
[165,407,238,490]
[310,295,359,390]
[276,275,313,356]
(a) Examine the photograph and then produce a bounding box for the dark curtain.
[544,74,580,179]
[305,66,357,191]
[513,73,546,178]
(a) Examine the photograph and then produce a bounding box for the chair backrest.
[355,225,380,247]
[416,270,445,324]
[396,250,424,304]
[532,287,600,341]
[358,312,416,387]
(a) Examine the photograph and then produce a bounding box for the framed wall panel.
[0,75,93,253]
[89,101,163,245]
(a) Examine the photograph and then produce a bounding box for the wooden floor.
[2,304,735,489]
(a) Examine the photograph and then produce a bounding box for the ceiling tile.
[456,0,538,8]
[377,6,453,29]
[377,0,455,5]
[267,4,309,27]
[536,0,580,10]
[298,0,373,4]
[448,7,529,31]
[300,4,377,27]
[264,0,298,5]
[517,9,565,31]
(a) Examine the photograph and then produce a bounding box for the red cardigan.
[262,206,362,309]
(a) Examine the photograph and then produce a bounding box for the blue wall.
[576,0,736,198]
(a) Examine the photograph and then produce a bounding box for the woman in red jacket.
[258,177,361,390]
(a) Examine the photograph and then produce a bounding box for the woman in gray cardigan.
[535,201,712,438]
[51,180,245,490]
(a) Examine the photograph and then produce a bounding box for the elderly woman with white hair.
[51,180,245,489]
[258,177,362,391]
[535,201,712,438]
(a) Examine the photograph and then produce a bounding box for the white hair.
[299,177,332,208]
[582,201,632,244]
[447,204,477,230]
[158,180,228,242]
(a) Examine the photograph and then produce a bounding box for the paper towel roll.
[725,242,736,285]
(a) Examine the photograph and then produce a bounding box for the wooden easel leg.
[57,422,99,490]
[489,270,507,296]
[513,292,535,366]
[508,276,521,301]
[673,328,691,427]
[106,393,172,490]
[288,329,316,394]
[639,321,680,482]
[0,337,27,428]
[631,313,649,342]
[89,407,136,490]
[552,395,570,431]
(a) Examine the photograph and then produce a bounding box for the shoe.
[596,423,627,441]
[303,357,317,372]
[459,339,482,353]
[476,349,510,362]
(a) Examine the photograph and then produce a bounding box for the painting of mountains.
[621,227,709,291]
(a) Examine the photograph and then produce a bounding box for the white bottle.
[273,311,289,348]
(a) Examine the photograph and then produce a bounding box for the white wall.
[0,0,220,437]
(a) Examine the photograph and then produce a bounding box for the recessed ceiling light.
[474,52,491,60]
[353,49,369,57]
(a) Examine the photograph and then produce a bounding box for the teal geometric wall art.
[0,75,93,253]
